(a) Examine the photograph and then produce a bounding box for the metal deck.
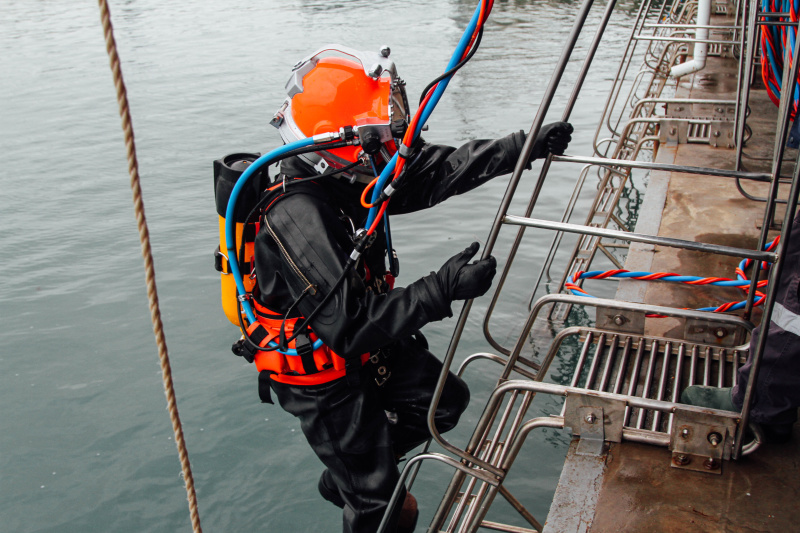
[377,0,800,530]
[546,12,800,533]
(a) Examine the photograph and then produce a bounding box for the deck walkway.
[544,17,800,532]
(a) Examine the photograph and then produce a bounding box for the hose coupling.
[313,131,343,144]
[379,174,405,203]
[339,126,356,143]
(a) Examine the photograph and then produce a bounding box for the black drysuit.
[252,132,525,533]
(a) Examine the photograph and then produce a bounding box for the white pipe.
[670,0,712,77]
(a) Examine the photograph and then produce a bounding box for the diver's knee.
[436,374,470,432]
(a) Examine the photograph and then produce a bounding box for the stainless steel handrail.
[382,0,800,528]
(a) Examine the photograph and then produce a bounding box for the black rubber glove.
[528,121,574,162]
[435,242,497,301]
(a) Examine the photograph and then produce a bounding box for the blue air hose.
[224,137,324,354]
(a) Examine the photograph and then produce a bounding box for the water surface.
[0,1,636,530]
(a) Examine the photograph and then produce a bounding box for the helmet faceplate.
[271,45,409,182]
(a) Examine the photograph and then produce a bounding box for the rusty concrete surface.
[590,427,800,532]
[567,13,800,533]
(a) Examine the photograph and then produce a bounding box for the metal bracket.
[669,408,738,474]
[665,102,736,120]
[659,118,736,148]
[596,306,645,335]
[564,393,626,457]
[709,121,736,149]
[660,119,687,144]
[684,318,744,346]
[576,407,606,456]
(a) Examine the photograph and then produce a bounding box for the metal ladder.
[376,0,800,529]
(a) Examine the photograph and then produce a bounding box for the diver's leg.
[271,374,406,533]
[377,334,470,456]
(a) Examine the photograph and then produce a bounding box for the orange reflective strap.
[249,301,369,385]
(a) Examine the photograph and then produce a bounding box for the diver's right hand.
[435,242,497,301]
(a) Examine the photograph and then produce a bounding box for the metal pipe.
[637,340,659,429]
[613,337,633,395]
[742,17,800,320]
[571,331,595,387]
[377,452,499,533]
[652,341,674,430]
[757,20,800,26]
[623,341,646,426]
[585,333,608,390]
[668,343,687,434]
[425,0,599,495]
[553,154,772,181]
[599,335,620,391]
[465,416,565,532]
[633,35,737,44]
[735,0,760,171]
[503,215,778,261]
[643,23,741,29]
[670,0,712,77]
[482,0,620,354]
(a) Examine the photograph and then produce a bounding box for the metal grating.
[564,329,747,434]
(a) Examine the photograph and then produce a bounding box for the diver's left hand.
[529,121,573,161]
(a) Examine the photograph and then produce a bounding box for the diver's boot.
[397,492,419,533]
[680,385,736,411]
[681,386,794,444]
[317,469,345,508]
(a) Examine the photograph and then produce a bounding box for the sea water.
[0,0,639,531]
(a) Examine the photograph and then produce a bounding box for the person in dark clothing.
[682,210,800,444]
[235,45,573,532]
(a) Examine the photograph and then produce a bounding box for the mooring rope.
[96,1,202,531]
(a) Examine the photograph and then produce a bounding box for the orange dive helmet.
[271,45,410,183]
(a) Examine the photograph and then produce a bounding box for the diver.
[219,45,573,532]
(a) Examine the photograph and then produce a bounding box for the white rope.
[97,1,202,531]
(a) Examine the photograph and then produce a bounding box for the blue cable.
[224,137,324,355]
[365,1,484,229]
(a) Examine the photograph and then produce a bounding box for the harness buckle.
[295,333,319,375]
[231,337,257,364]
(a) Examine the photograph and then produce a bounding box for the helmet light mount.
[270,44,411,184]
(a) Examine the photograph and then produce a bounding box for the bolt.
[670,127,677,135]
[680,427,691,439]
[673,454,691,466]
[380,46,391,57]
[585,413,597,424]
[703,458,720,470]
[707,432,723,447]
[716,107,724,113]
[715,328,727,338]
[613,315,626,326]
[676,106,684,112]
[713,130,721,137]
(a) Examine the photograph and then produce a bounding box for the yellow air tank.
[213,153,267,326]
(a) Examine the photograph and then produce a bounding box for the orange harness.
[247,299,369,386]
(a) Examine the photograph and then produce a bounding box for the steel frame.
[377,0,800,529]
